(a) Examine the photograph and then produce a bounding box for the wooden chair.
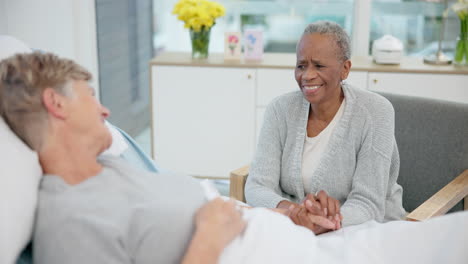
[230,93,468,221]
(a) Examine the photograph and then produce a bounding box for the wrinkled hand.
[303,190,343,230]
[278,200,335,235]
[286,203,335,235]
[195,198,246,252]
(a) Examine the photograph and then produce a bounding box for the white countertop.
[151,52,468,75]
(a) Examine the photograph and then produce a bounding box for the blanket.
[220,206,468,263]
[200,180,468,264]
[219,208,468,264]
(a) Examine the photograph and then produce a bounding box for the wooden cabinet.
[367,72,468,104]
[151,52,468,178]
[152,65,256,177]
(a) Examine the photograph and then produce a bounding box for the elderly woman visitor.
[245,21,406,234]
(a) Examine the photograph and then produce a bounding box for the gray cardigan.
[245,84,406,226]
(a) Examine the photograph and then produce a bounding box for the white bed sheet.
[198,181,467,264]
[219,208,468,264]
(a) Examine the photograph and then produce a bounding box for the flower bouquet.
[172,0,225,59]
[447,0,468,65]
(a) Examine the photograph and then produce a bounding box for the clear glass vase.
[190,27,211,59]
[454,18,468,66]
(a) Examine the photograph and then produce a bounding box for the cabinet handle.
[373,79,378,84]
[247,74,252,79]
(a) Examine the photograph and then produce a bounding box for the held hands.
[306,190,343,230]
[278,190,343,235]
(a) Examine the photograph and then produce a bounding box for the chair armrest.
[229,165,250,202]
[406,169,468,221]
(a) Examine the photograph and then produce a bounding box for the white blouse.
[302,99,346,194]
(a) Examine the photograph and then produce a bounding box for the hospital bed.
[2,35,467,264]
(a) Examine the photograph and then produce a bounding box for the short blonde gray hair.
[302,20,351,61]
[0,52,92,150]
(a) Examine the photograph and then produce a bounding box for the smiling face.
[66,80,112,154]
[295,33,351,105]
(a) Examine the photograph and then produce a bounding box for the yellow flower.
[173,0,225,32]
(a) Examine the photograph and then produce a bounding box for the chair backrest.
[379,93,468,213]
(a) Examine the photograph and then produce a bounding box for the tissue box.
[372,35,403,65]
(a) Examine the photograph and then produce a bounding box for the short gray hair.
[302,21,351,61]
[0,52,91,150]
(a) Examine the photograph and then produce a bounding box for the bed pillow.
[101,121,129,156]
[0,34,41,264]
[0,117,42,264]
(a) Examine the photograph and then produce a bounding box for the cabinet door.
[346,71,368,89]
[152,66,256,177]
[368,72,468,104]
[257,68,297,107]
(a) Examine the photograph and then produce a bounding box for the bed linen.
[219,207,468,264]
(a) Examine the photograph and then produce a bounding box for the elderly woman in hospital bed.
[0,35,166,264]
[1,45,467,264]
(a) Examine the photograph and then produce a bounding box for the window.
[96,0,154,155]
[370,0,459,57]
[154,0,461,59]
[154,0,354,54]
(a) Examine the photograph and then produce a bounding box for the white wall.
[0,0,100,96]
[0,0,8,34]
